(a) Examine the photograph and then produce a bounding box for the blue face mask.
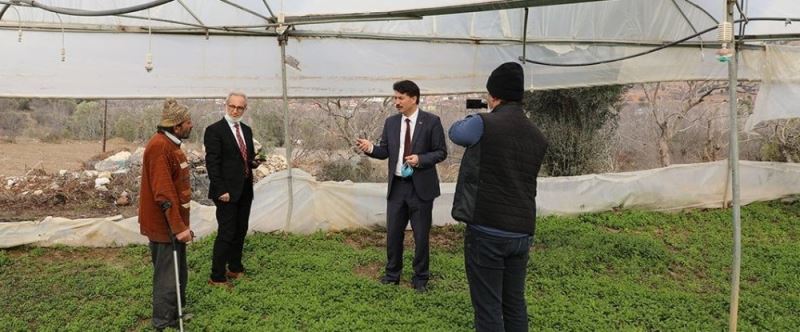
[400,162,414,178]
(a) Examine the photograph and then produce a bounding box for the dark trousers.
[384,177,433,285]
[465,227,532,332]
[211,186,253,281]
[149,241,187,329]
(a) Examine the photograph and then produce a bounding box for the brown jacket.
[138,131,191,243]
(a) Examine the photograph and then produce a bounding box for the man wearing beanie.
[139,98,194,330]
[204,92,261,287]
[355,80,447,293]
[449,62,549,331]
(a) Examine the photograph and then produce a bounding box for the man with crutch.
[139,98,195,331]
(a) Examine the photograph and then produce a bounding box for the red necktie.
[403,118,412,157]
[234,123,249,176]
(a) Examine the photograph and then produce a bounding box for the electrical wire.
[7,0,174,17]
[519,17,798,67]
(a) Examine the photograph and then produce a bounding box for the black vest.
[452,103,548,234]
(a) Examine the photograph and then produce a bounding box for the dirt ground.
[0,138,140,221]
[0,137,138,176]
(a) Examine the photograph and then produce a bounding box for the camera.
[466,98,488,109]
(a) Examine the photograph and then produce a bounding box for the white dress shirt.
[395,109,418,176]
[225,116,246,150]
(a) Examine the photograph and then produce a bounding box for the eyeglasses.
[227,104,247,111]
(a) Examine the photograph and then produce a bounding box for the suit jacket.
[204,118,256,203]
[367,109,447,201]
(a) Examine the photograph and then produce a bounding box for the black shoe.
[413,281,429,293]
[380,276,399,285]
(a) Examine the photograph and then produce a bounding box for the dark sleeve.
[246,125,258,169]
[203,125,227,195]
[417,116,447,168]
[366,118,390,160]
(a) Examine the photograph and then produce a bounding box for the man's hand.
[355,138,373,153]
[218,192,230,202]
[176,229,193,243]
[250,159,264,168]
[404,154,419,167]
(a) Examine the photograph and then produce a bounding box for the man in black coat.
[449,62,548,331]
[356,80,448,293]
[204,92,260,286]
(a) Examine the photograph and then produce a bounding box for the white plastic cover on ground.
[2,161,798,248]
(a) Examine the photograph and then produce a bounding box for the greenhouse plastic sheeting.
[3,0,800,98]
[746,44,800,130]
[2,161,799,248]
[0,30,768,98]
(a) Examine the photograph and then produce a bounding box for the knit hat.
[486,62,524,102]
[159,98,190,127]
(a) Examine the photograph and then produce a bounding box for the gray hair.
[225,91,248,105]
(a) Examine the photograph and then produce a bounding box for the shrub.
[524,85,626,176]
[66,101,104,140]
[317,157,382,182]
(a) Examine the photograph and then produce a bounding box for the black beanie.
[486,62,524,102]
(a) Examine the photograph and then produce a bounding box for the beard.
[225,114,242,123]
[178,128,192,139]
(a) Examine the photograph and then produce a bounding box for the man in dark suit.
[204,91,260,286]
[355,80,447,292]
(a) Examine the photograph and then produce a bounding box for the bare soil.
[0,137,138,176]
[0,138,140,222]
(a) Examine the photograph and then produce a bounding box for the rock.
[254,154,288,179]
[51,193,66,205]
[95,177,111,188]
[83,170,98,178]
[33,190,43,196]
[96,185,108,192]
[58,169,68,176]
[129,147,145,165]
[49,183,60,190]
[94,151,132,172]
[186,149,204,164]
[98,171,113,179]
[116,191,131,206]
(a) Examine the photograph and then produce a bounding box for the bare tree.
[312,98,392,150]
[287,97,392,173]
[312,97,391,152]
[640,81,727,166]
[758,119,800,162]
